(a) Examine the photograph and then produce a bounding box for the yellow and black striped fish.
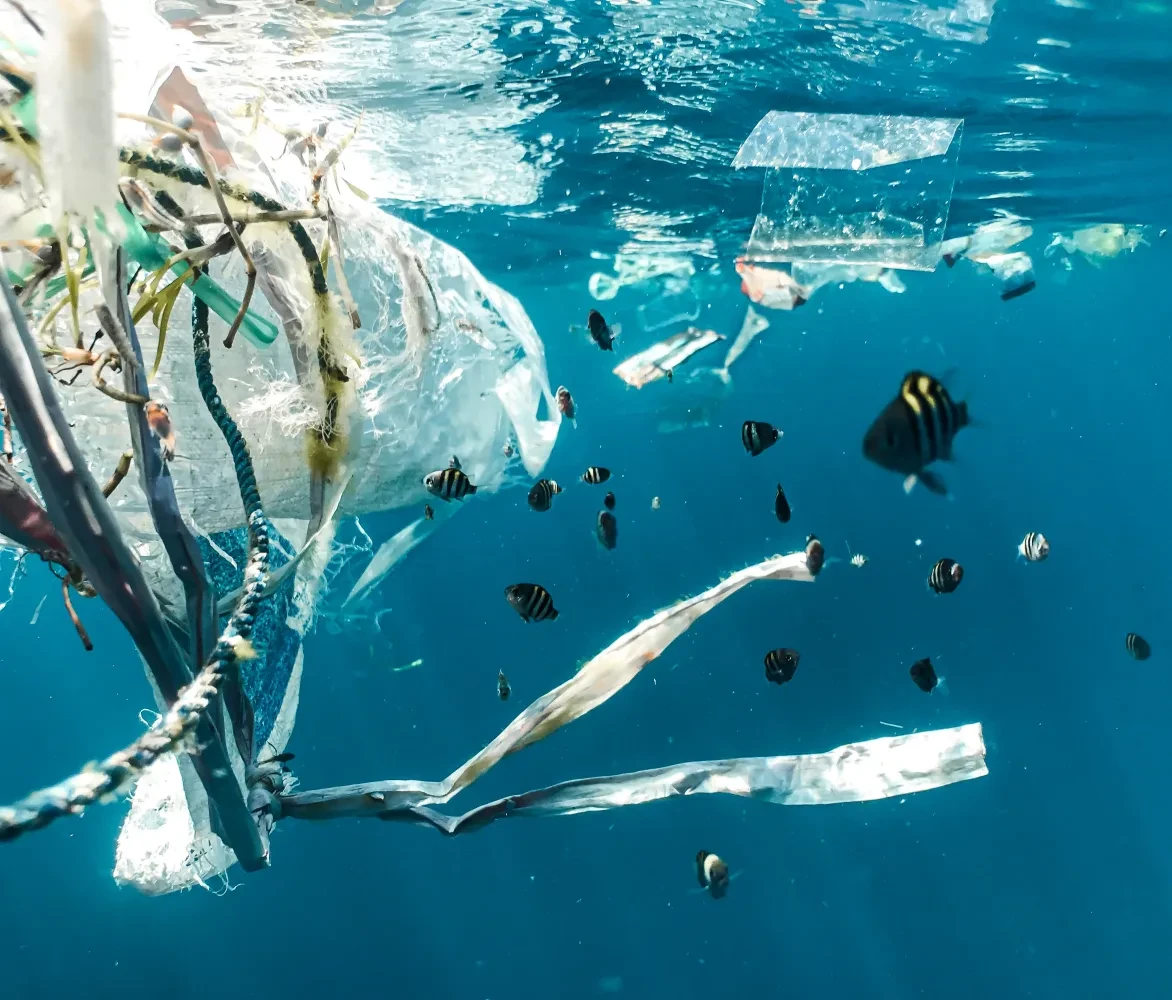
[929,558,964,594]
[582,466,611,485]
[863,371,970,496]
[504,583,559,622]
[424,460,477,501]
[1126,633,1151,660]
[527,478,562,512]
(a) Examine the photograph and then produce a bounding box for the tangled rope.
[0,298,271,843]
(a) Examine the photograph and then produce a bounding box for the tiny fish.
[424,504,434,521]
[764,647,799,685]
[850,553,869,568]
[696,851,730,899]
[258,751,295,765]
[424,457,477,501]
[527,478,562,512]
[144,400,176,462]
[390,657,425,673]
[556,385,576,425]
[587,309,619,351]
[774,483,791,523]
[651,496,661,510]
[1018,532,1049,562]
[863,371,970,496]
[742,420,781,457]
[504,583,559,622]
[596,510,617,550]
[910,657,938,693]
[806,535,825,576]
[666,367,674,383]
[497,670,511,701]
[503,441,514,458]
[929,558,963,594]
[582,466,611,485]
[603,491,616,511]
[1126,633,1151,660]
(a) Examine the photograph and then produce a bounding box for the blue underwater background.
[3,2,1172,999]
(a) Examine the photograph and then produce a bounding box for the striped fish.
[527,478,562,512]
[504,583,559,623]
[1018,532,1049,562]
[423,459,477,501]
[1126,633,1151,661]
[582,466,611,485]
[928,558,964,594]
[497,670,511,701]
[742,420,781,457]
[764,647,799,685]
[862,371,970,496]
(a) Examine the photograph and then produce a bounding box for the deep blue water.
[3,1,1172,998]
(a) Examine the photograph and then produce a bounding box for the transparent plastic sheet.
[734,112,963,271]
[636,277,700,333]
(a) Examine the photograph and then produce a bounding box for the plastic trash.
[1045,223,1148,264]
[613,327,725,388]
[734,111,963,271]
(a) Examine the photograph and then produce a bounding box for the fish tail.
[466,482,478,494]
[548,607,559,621]
[956,400,970,428]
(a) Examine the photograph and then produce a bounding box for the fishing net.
[0,0,558,894]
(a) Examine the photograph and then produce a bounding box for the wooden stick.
[101,450,132,498]
[61,576,92,651]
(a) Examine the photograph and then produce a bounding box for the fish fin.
[548,608,559,621]
[611,323,622,339]
[465,483,478,495]
[570,418,578,429]
[918,470,948,496]
[902,474,918,495]
[934,676,950,697]
[450,456,461,469]
[822,556,842,567]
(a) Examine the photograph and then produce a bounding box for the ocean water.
[2,1,1172,998]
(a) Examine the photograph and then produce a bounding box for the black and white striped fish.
[527,478,562,512]
[764,647,799,685]
[423,457,477,501]
[1126,633,1151,660]
[497,670,511,701]
[596,510,617,550]
[582,466,611,485]
[862,371,970,496]
[928,558,964,594]
[805,535,825,576]
[696,851,730,899]
[742,420,781,457]
[1018,532,1049,562]
[504,583,559,622]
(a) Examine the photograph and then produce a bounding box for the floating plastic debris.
[734,111,963,271]
[1045,223,1149,264]
[588,253,694,301]
[613,327,725,388]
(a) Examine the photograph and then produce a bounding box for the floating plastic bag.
[734,111,963,271]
